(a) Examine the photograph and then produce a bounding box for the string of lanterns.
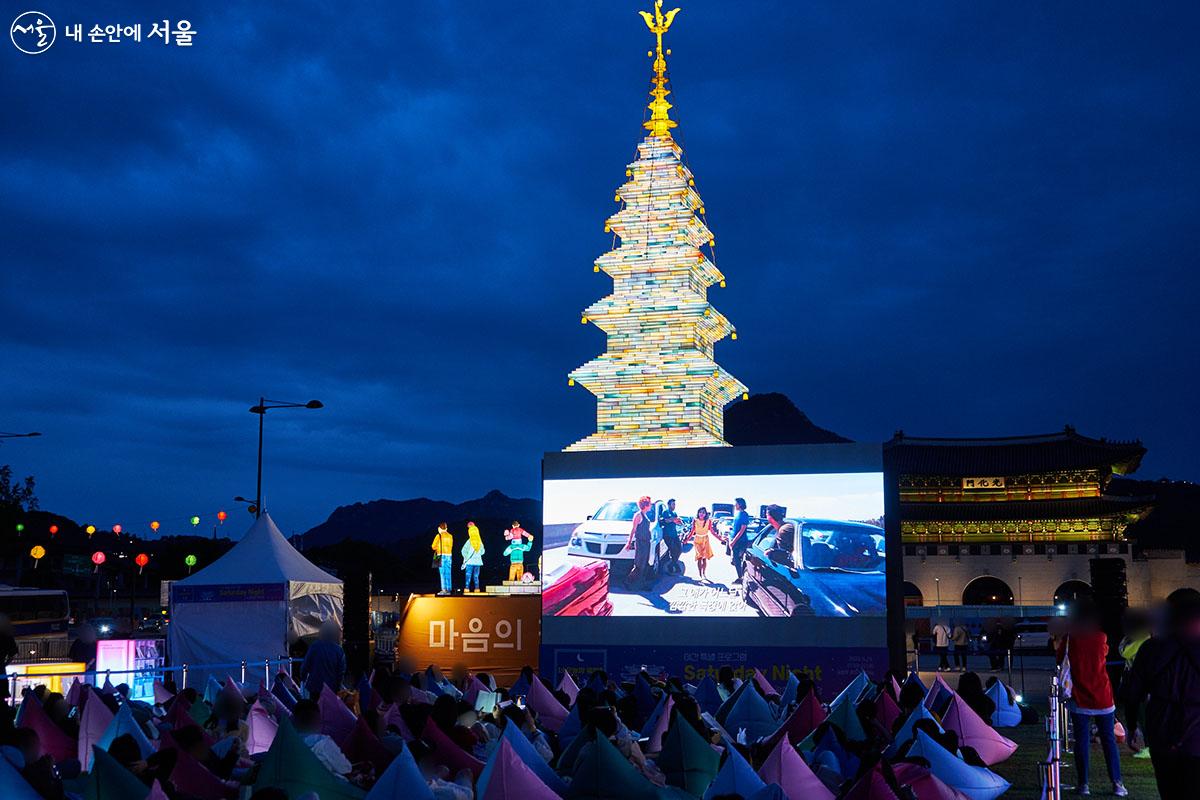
[14,508,232,539]
[13,507,226,574]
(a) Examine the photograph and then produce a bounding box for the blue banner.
[171,583,285,603]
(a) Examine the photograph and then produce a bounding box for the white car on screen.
[567,499,646,562]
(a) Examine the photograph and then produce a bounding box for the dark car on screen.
[799,519,886,573]
[743,518,887,617]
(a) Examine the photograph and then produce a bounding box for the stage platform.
[397,591,541,683]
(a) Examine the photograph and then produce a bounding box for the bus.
[0,585,71,663]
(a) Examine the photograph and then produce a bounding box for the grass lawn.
[994,722,1160,798]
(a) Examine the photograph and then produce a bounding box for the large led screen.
[540,445,898,686]
[543,469,884,618]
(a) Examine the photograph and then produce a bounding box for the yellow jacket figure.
[431,524,453,595]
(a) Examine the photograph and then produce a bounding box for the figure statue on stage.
[461,521,485,593]
[506,520,533,543]
[431,522,454,596]
[503,537,532,582]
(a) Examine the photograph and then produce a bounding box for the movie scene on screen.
[542,471,886,618]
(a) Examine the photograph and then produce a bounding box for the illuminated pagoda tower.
[566,2,747,452]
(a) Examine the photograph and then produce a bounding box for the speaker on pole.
[1089,557,1128,641]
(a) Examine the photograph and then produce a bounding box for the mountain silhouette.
[724,393,851,445]
[302,489,540,549]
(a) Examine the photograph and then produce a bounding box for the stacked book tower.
[566,131,747,451]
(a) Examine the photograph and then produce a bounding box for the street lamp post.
[935,577,941,609]
[248,398,322,518]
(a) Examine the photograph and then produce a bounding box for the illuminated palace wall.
[566,2,746,452]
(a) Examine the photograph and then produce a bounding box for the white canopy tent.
[168,513,342,685]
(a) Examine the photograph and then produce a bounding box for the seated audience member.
[173,723,241,780]
[582,706,666,786]
[671,694,718,743]
[11,727,63,800]
[43,692,79,739]
[500,703,553,761]
[717,666,741,699]
[207,691,248,740]
[109,732,178,790]
[292,698,352,777]
[430,695,479,752]
[957,671,996,724]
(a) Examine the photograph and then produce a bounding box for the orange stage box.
[396,595,540,684]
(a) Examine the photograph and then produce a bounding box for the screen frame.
[541,442,904,676]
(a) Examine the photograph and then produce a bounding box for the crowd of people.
[1,620,1034,800]
[0,589,1198,798]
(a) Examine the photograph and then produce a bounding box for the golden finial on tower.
[639,1,681,138]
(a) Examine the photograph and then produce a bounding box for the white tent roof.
[174,512,339,587]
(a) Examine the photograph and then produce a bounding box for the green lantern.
[15,523,24,534]
[184,554,197,567]
[190,516,200,526]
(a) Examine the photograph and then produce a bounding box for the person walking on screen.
[729,497,752,584]
[431,523,454,596]
[687,506,716,583]
[1059,599,1126,797]
[659,499,683,573]
[932,620,951,672]
[503,537,532,582]
[624,496,655,589]
[461,521,485,593]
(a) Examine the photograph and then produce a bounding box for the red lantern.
[217,510,227,524]
[135,552,149,574]
[48,524,58,535]
[91,551,106,572]
[112,524,122,535]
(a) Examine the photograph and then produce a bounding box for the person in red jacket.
[1058,600,1126,796]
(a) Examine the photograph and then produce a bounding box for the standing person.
[988,621,1007,670]
[1125,589,1200,799]
[301,622,347,698]
[0,615,17,679]
[932,620,951,672]
[688,507,715,583]
[1118,609,1154,760]
[503,537,532,582]
[728,498,752,584]
[952,622,970,671]
[431,523,454,596]
[623,496,655,589]
[68,623,98,670]
[461,522,485,593]
[659,499,683,574]
[1059,600,1126,797]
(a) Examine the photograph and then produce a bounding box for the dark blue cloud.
[1,1,1196,534]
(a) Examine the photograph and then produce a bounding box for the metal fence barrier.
[4,656,301,706]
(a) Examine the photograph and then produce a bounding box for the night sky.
[2,2,1197,536]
